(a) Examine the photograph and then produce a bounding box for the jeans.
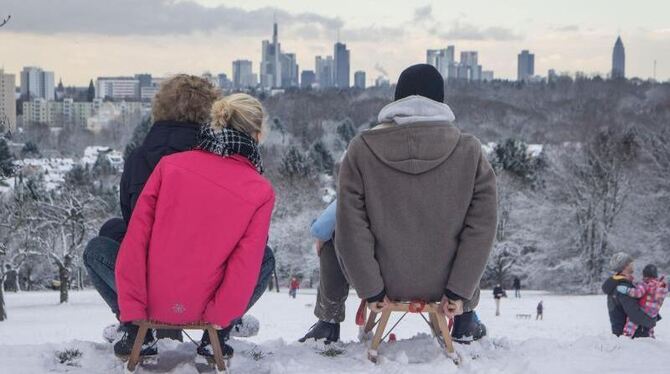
[83,218,276,321]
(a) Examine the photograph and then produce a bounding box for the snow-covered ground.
[0,289,668,373]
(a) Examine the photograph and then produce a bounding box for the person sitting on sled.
[115,94,275,362]
[300,197,489,344]
[300,64,497,344]
[617,264,667,338]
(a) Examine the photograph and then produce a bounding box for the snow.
[0,290,668,374]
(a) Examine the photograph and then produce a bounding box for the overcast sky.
[1,0,669,85]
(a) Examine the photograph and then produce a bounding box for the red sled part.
[356,299,367,326]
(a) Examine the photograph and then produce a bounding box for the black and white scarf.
[195,126,264,174]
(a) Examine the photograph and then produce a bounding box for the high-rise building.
[218,73,233,90]
[301,70,316,89]
[20,66,55,100]
[334,42,350,88]
[260,22,282,89]
[517,50,535,82]
[354,71,366,89]
[612,36,625,79]
[481,70,494,82]
[96,77,140,100]
[280,53,299,88]
[426,47,455,78]
[0,69,16,133]
[135,74,152,90]
[232,60,257,89]
[315,56,334,88]
[140,78,164,101]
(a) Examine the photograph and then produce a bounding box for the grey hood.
[361,122,462,175]
[377,95,456,125]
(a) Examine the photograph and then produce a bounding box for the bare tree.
[37,191,105,303]
[559,129,639,289]
[0,15,10,28]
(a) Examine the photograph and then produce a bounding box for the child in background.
[289,277,300,299]
[536,301,544,320]
[618,264,668,338]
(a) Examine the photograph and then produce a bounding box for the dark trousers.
[83,218,276,322]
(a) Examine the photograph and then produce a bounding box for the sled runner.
[356,300,459,364]
[124,321,229,374]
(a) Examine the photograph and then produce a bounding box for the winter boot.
[197,328,234,360]
[114,324,157,359]
[298,320,340,344]
[451,311,487,344]
[103,323,124,344]
[229,315,260,338]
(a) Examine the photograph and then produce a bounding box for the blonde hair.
[152,74,220,124]
[210,94,266,140]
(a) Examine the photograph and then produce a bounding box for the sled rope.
[182,330,200,347]
[381,312,408,342]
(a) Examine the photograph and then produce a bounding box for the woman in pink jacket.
[115,93,275,360]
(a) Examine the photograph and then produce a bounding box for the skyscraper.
[333,42,350,88]
[260,22,282,89]
[0,69,17,133]
[301,70,316,89]
[612,36,625,79]
[426,47,454,78]
[280,53,299,88]
[20,66,55,100]
[233,60,256,89]
[354,71,366,89]
[517,50,535,82]
[315,56,334,88]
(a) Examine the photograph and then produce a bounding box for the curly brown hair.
[152,74,220,124]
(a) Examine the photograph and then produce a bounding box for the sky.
[1,0,669,86]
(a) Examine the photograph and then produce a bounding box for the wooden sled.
[124,321,229,374]
[357,300,458,364]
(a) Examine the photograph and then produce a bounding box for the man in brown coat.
[299,64,496,344]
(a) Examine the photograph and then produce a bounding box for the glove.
[616,285,630,294]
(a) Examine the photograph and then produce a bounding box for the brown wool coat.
[335,121,497,302]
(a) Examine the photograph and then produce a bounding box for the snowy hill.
[0,290,668,373]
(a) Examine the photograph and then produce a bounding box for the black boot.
[451,311,487,344]
[114,324,157,359]
[298,321,340,344]
[197,328,234,359]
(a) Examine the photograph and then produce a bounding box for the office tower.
[281,53,299,88]
[301,70,316,88]
[0,69,16,133]
[135,74,152,90]
[218,73,232,90]
[260,22,282,89]
[20,66,55,100]
[548,69,558,82]
[96,77,140,100]
[233,60,257,89]
[315,56,334,88]
[517,50,535,82]
[426,46,455,78]
[334,42,350,88]
[354,71,366,89]
[612,36,625,79]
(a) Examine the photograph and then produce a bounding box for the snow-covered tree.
[308,140,334,175]
[280,146,311,181]
[336,119,357,146]
[0,137,14,178]
[484,242,520,287]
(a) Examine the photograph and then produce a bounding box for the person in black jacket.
[83,75,276,346]
[513,277,521,298]
[602,252,656,337]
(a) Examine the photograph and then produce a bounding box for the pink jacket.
[115,150,275,328]
[623,277,668,337]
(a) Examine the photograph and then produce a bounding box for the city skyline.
[1,0,669,85]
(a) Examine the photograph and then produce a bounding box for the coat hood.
[361,121,462,175]
[142,120,201,167]
[377,95,455,126]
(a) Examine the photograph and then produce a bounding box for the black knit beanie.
[394,64,445,103]
[643,264,658,278]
